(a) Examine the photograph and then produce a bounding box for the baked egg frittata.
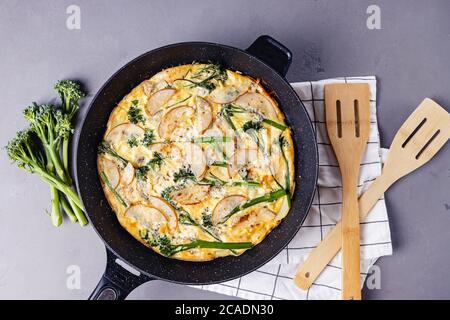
[97,63,295,261]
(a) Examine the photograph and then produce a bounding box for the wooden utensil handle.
[294,174,393,291]
[341,174,361,300]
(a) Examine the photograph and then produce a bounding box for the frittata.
[97,63,295,261]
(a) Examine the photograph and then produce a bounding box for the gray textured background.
[1,0,449,299]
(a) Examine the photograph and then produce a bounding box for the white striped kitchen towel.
[192,76,393,300]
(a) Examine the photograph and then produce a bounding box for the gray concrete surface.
[0,0,449,299]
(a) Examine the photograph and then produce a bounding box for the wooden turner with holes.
[294,98,450,293]
[324,83,371,300]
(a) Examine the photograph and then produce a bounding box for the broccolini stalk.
[242,120,264,151]
[43,143,62,226]
[23,104,67,182]
[140,230,252,257]
[219,103,246,131]
[261,119,287,131]
[54,80,85,179]
[23,104,84,223]
[173,63,228,93]
[220,189,287,224]
[161,187,221,242]
[278,135,292,208]
[5,130,86,225]
[49,183,62,226]
[97,141,128,167]
[100,171,127,208]
[192,136,231,144]
[59,195,78,223]
[210,161,227,167]
[199,173,260,188]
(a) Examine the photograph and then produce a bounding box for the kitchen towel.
[191,76,392,300]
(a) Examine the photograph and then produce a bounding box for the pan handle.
[89,247,153,300]
[246,35,292,77]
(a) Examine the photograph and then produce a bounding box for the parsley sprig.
[127,100,145,125]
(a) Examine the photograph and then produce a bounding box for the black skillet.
[75,35,318,300]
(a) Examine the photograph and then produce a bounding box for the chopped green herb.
[142,128,155,147]
[243,120,263,132]
[148,151,164,169]
[243,120,264,150]
[136,165,150,181]
[173,165,195,184]
[136,151,164,181]
[127,104,145,125]
[127,135,139,148]
[161,186,175,203]
[201,208,213,228]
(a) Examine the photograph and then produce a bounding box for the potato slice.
[142,80,169,96]
[256,207,276,222]
[232,207,275,228]
[203,124,235,160]
[158,105,195,140]
[105,123,145,146]
[227,148,263,178]
[120,162,135,186]
[180,142,207,180]
[275,197,290,221]
[99,158,120,189]
[146,88,176,116]
[147,196,178,232]
[229,207,276,243]
[170,185,210,205]
[125,204,167,231]
[269,152,287,188]
[235,92,278,119]
[212,195,247,225]
[195,97,213,133]
[142,80,155,96]
[202,124,224,137]
[160,65,192,85]
[117,178,141,204]
[209,85,243,104]
[105,124,147,166]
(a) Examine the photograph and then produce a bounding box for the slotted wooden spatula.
[324,83,371,300]
[294,98,450,292]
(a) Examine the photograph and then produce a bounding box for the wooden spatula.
[324,83,371,300]
[294,98,450,291]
